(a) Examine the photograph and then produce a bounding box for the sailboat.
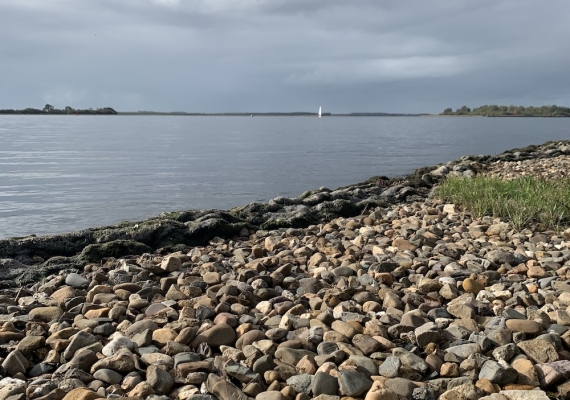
[318,106,322,118]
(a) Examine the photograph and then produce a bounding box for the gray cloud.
[1,0,569,113]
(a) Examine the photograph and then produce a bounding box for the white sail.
[318,106,322,118]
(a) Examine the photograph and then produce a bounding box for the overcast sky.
[1,0,569,113]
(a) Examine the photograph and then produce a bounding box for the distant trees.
[43,104,55,113]
[0,105,118,115]
[440,105,570,117]
[456,106,471,115]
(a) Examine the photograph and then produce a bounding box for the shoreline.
[1,139,569,288]
[0,139,570,399]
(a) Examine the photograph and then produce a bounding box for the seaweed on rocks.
[0,257,79,289]
[77,240,152,264]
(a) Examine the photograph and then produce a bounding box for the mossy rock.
[355,198,391,211]
[259,204,318,231]
[260,212,319,230]
[92,219,188,248]
[0,231,95,260]
[0,256,80,289]
[185,218,253,246]
[77,240,152,263]
[316,199,360,220]
[157,210,199,222]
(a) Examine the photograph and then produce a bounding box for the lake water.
[1,115,569,239]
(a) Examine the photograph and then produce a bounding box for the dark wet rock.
[385,377,418,399]
[479,360,518,385]
[337,369,372,397]
[311,371,339,396]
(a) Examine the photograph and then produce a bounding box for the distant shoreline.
[118,112,428,117]
[3,110,570,117]
[440,104,570,117]
[0,111,427,117]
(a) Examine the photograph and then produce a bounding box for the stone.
[16,335,45,354]
[498,390,549,400]
[486,250,516,265]
[492,343,517,362]
[527,266,547,278]
[92,369,123,385]
[505,320,542,334]
[479,360,518,385]
[61,388,103,400]
[29,306,63,322]
[0,377,26,400]
[393,347,428,373]
[147,365,174,394]
[128,382,155,398]
[441,362,459,377]
[256,392,286,400]
[352,334,381,355]
[415,322,440,348]
[161,256,181,272]
[379,356,401,378]
[225,359,259,383]
[63,331,98,360]
[445,343,481,360]
[534,360,570,387]
[191,323,236,347]
[66,273,90,287]
[447,303,475,320]
[365,382,399,400]
[511,358,539,387]
[331,320,357,339]
[102,335,134,356]
[90,348,137,373]
[152,328,178,346]
[384,377,418,399]
[286,373,313,395]
[463,278,484,295]
[1,351,28,377]
[517,339,559,363]
[338,369,372,397]
[312,371,339,396]
[206,373,249,400]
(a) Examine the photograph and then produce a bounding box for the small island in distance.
[441,104,570,117]
[0,104,117,115]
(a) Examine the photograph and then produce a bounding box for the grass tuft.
[438,176,570,231]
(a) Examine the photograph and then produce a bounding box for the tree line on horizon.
[0,104,117,115]
[441,104,570,117]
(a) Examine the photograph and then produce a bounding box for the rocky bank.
[0,140,569,400]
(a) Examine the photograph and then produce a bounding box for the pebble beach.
[1,141,570,400]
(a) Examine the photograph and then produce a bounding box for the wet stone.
[337,369,372,397]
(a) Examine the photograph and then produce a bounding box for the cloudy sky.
[1,0,569,113]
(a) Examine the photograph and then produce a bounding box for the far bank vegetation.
[0,104,117,115]
[441,104,570,117]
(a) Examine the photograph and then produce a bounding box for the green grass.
[438,176,570,231]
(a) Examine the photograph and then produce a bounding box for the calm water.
[1,115,569,239]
